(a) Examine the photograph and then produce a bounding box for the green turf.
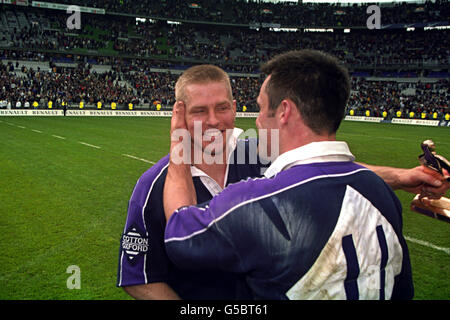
[0,117,448,300]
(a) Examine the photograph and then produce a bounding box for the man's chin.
[202,144,225,156]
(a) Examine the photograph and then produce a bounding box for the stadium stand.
[0,0,448,119]
[34,0,450,27]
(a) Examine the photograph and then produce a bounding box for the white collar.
[264,141,355,178]
[190,127,244,196]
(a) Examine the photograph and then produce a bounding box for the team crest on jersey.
[121,224,149,264]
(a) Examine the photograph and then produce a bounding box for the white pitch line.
[31,129,42,133]
[122,154,155,164]
[78,141,101,149]
[52,135,66,140]
[404,236,450,255]
[17,125,26,129]
[340,132,450,146]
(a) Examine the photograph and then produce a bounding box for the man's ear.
[233,99,237,114]
[279,99,293,125]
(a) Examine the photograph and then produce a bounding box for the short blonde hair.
[175,64,233,103]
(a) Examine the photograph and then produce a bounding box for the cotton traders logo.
[121,225,148,264]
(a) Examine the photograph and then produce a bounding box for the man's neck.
[279,128,336,156]
[190,144,230,188]
[194,162,228,189]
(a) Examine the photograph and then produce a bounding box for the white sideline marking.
[340,133,450,145]
[17,126,26,129]
[52,135,66,140]
[31,129,42,133]
[405,236,450,255]
[78,141,101,149]
[122,154,155,164]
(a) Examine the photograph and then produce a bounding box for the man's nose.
[206,110,219,127]
[255,116,261,129]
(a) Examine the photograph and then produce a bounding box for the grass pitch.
[0,117,448,300]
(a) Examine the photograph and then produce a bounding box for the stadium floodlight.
[300,0,427,4]
[424,25,450,31]
[136,17,156,25]
[304,28,334,32]
[269,27,298,32]
[136,17,146,25]
[243,0,430,5]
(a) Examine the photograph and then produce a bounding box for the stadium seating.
[0,1,448,117]
[32,0,450,27]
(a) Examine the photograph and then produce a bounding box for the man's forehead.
[185,82,232,105]
[185,81,228,92]
[257,76,271,102]
[261,75,271,90]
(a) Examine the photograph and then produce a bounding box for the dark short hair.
[260,50,350,135]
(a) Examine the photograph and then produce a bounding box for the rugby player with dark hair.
[119,57,448,300]
[163,50,442,299]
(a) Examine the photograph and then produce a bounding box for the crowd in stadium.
[2,9,448,71]
[0,57,263,111]
[38,0,450,27]
[1,57,449,120]
[0,59,132,107]
[348,78,449,119]
[0,1,448,119]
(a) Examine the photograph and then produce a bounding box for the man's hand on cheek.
[171,101,188,132]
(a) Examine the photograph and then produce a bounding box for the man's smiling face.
[184,81,236,157]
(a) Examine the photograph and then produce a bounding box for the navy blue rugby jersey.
[165,161,414,300]
[117,138,267,299]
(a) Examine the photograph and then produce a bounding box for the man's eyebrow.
[189,100,231,110]
[189,105,207,110]
[216,101,232,107]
